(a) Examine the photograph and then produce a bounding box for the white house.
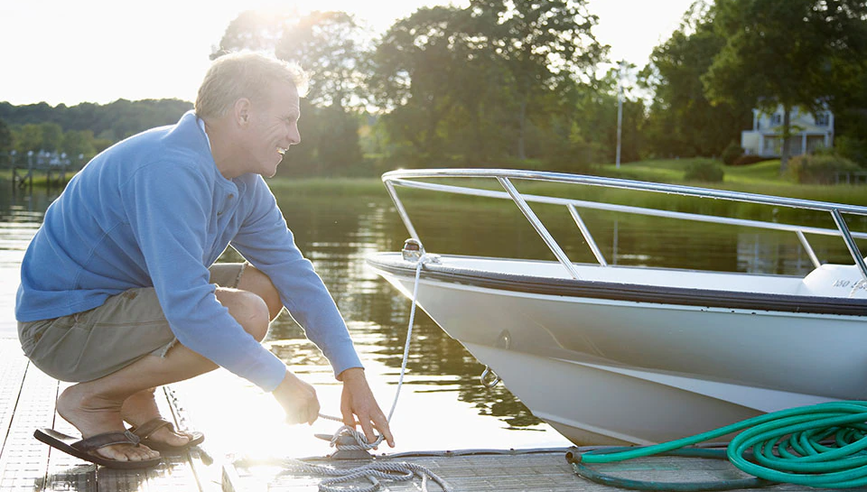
[741,105,834,157]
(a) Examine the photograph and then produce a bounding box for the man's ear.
[234,98,252,127]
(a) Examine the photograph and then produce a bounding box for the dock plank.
[0,357,57,491]
[0,342,28,455]
[0,339,211,492]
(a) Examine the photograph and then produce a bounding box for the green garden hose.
[566,401,867,490]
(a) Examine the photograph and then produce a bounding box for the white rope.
[300,254,449,492]
[319,416,382,451]
[279,458,453,492]
[318,252,426,427]
[386,250,426,422]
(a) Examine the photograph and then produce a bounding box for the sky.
[0,0,696,106]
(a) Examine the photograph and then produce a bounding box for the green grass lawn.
[598,158,867,205]
[598,157,783,185]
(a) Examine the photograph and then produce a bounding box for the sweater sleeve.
[230,177,363,379]
[122,163,287,391]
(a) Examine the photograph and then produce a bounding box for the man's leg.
[57,285,274,463]
[237,264,284,321]
[118,266,284,449]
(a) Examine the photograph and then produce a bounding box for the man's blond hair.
[195,52,308,120]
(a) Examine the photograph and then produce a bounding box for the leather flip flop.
[34,428,162,469]
[128,417,204,454]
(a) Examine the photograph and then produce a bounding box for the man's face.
[241,81,301,177]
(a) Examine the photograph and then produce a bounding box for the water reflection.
[0,186,47,336]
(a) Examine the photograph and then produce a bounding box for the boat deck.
[2,340,859,492]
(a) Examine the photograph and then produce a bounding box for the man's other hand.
[339,368,395,448]
[273,369,320,425]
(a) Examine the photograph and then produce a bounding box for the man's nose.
[288,125,301,146]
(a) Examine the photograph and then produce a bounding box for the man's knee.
[238,265,283,320]
[219,290,270,342]
[241,292,270,342]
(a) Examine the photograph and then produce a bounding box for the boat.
[366,168,867,446]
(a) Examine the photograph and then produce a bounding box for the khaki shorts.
[18,262,247,383]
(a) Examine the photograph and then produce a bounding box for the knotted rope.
[319,413,383,451]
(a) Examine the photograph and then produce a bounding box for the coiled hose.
[566,401,867,490]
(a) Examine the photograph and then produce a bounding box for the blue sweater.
[16,111,362,391]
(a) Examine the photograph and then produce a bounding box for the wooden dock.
[221,450,853,491]
[3,338,859,492]
[0,339,213,491]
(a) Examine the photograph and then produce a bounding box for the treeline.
[1,0,865,177]
[0,99,192,163]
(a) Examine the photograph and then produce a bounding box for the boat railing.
[381,169,867,282]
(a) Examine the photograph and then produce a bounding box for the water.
[0,180,859,459]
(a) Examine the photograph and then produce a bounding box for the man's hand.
[339,368,395,448]
[273,369,320,425]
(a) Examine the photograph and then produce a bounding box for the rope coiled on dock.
[279,457,452,492]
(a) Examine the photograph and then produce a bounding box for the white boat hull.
[369,254,867,445]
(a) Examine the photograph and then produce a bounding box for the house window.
[770,113,782,125]
[815,113,829,126]
[764,137,780,153]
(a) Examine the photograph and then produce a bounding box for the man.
[15,52,394,469]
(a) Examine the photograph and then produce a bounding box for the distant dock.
[1,150,84,191]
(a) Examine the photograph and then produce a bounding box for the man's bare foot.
[57,384,160,462]
[121,389,192,448]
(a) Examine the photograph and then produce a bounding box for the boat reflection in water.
[368,169,867,446]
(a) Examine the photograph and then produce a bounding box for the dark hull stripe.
[368,257,867,317]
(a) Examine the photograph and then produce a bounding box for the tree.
[834,64,867,166]
[211,10,293,57]
[703,0,867,171]
[466,0,605,160]
[371,6,508,166]
[61,130,98,160]
[531,72,646,169]
[275,11,370,174]
[275,11,372,108]
[578,70,646,165]
[314,105,363,174]
[0,119,12,152]
[40,122,63,152]
[276,100,365,177]
[215,10,372,174]
[16,124,43,153]
[370,1,605,166]
[640,2,752,158]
